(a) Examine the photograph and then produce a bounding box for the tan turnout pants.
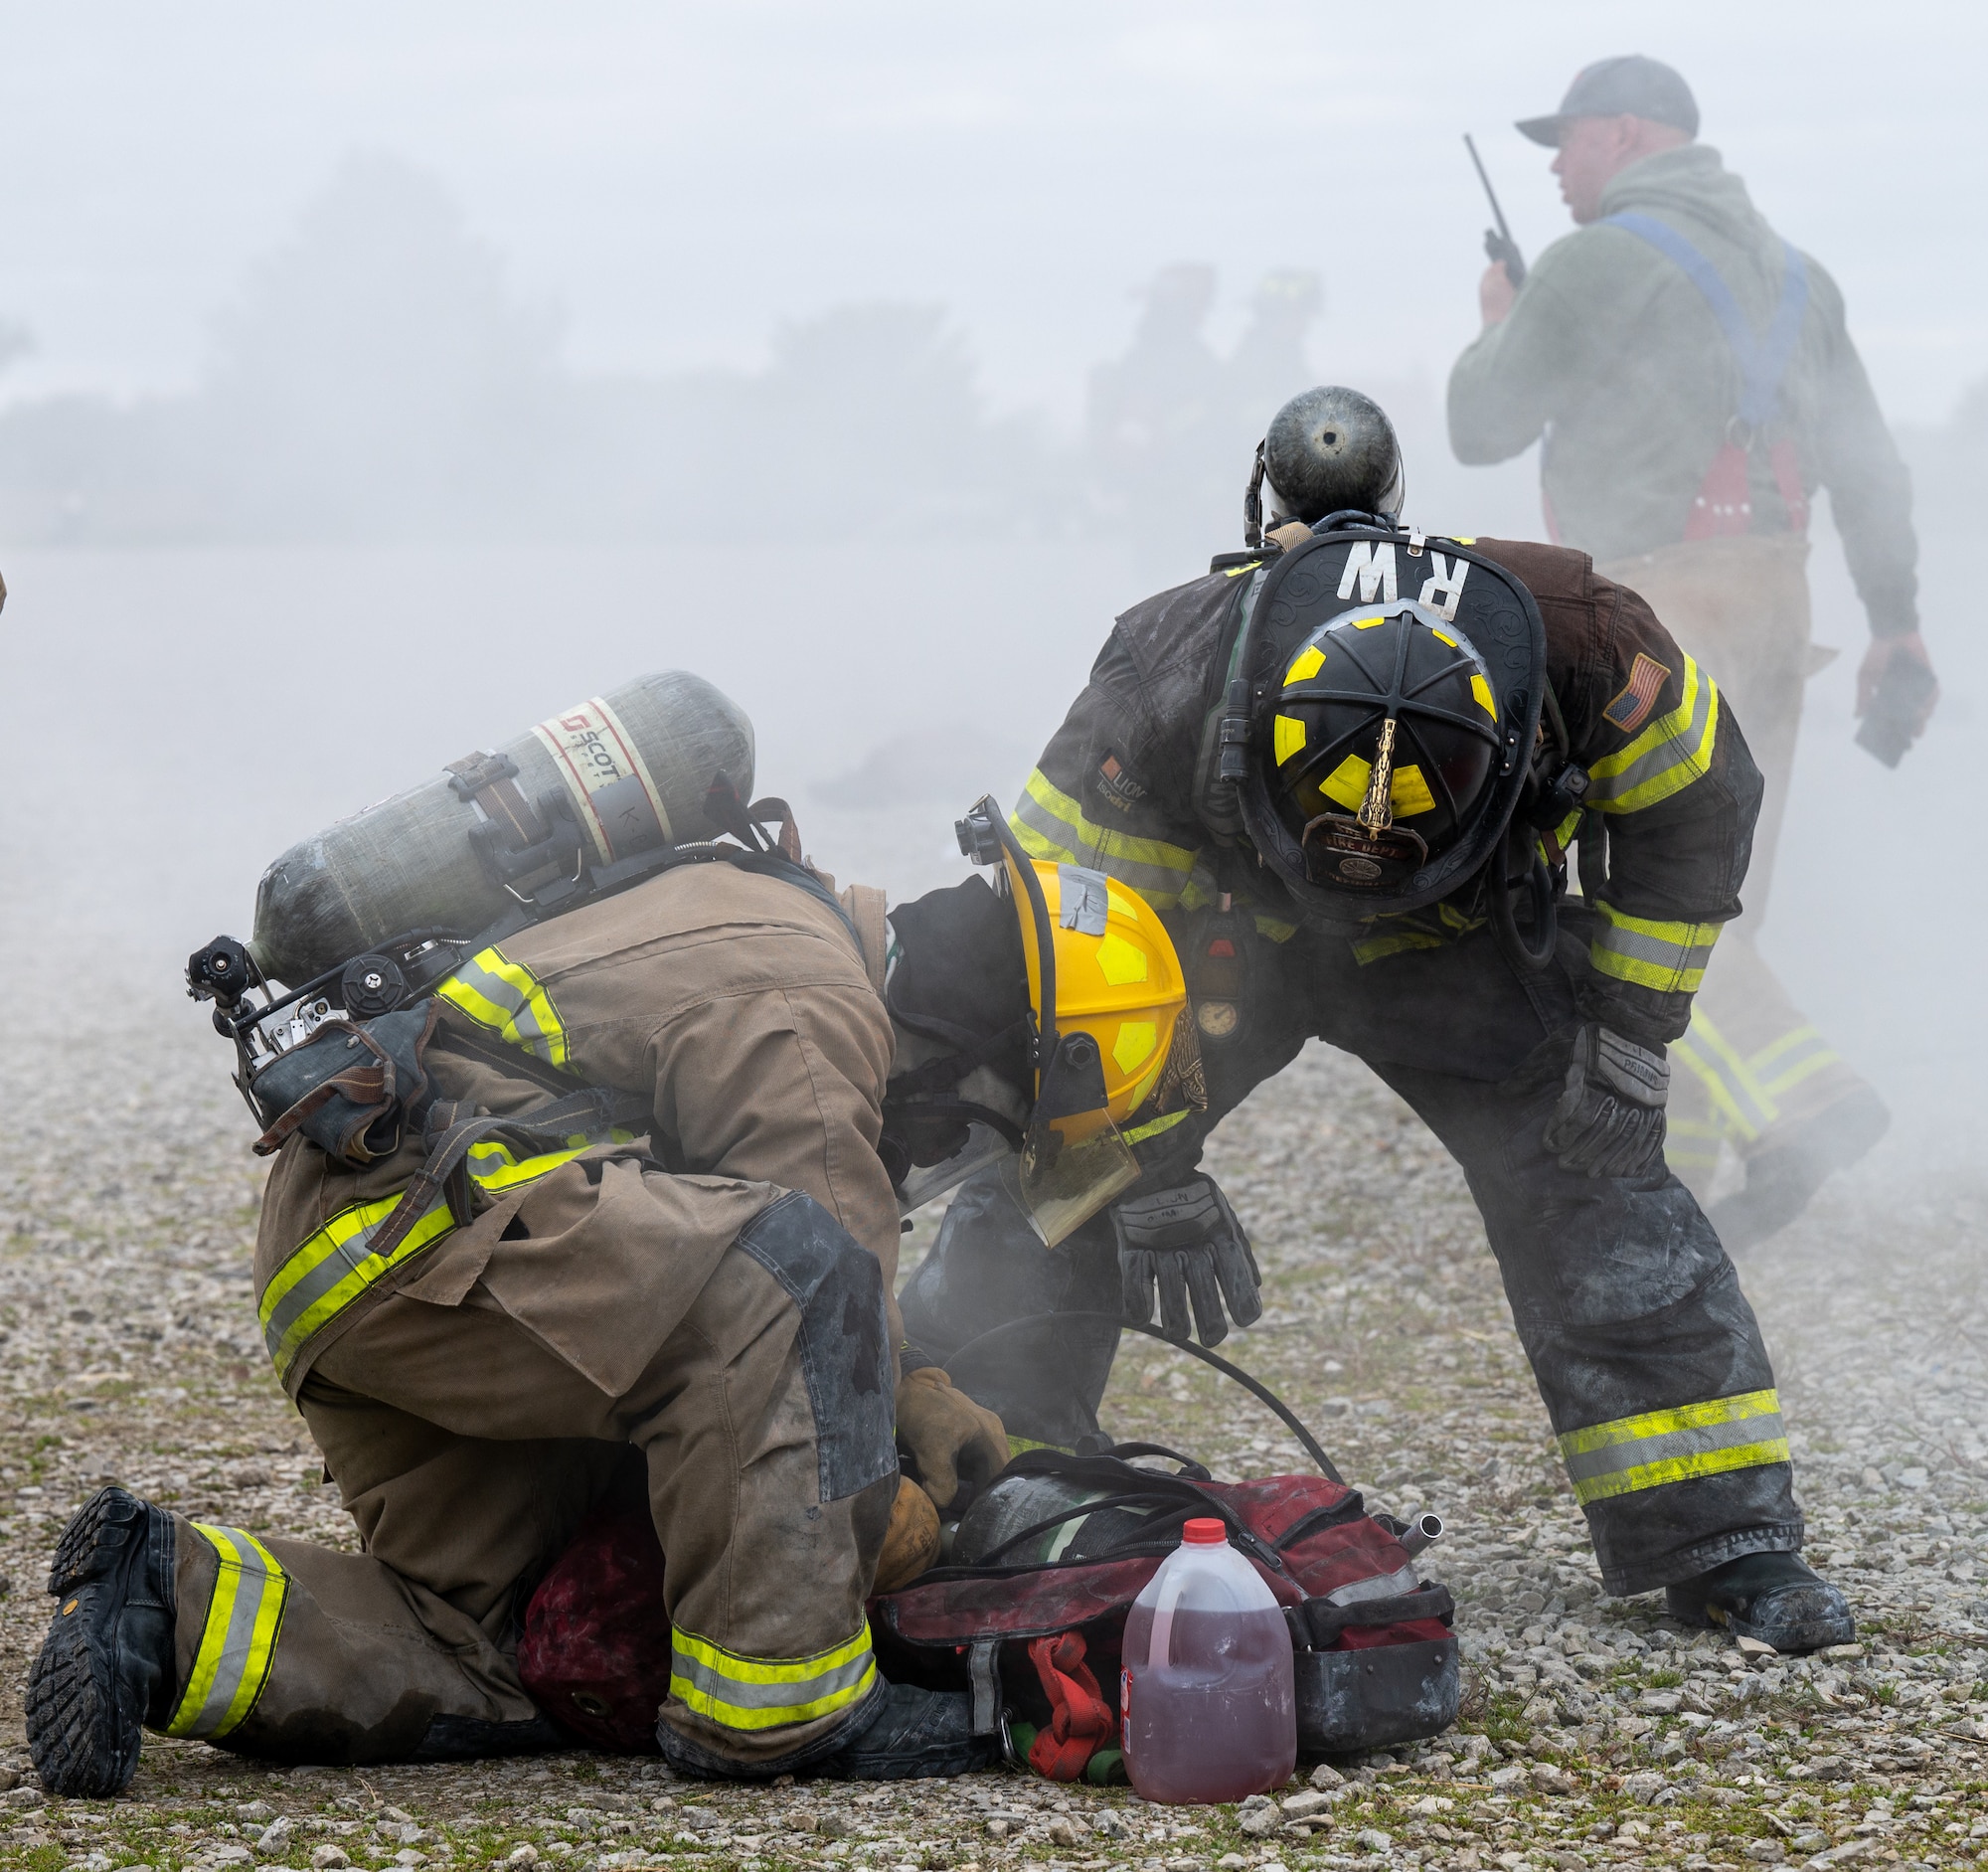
[165,1183,897,1769]
[1598,536,1879,1193]
[159,860,908,1771]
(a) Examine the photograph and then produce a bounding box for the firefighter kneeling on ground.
[902,386,1859,1657]
[25,823,1207,1794]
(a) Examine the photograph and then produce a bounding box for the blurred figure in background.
[1090,264,1331,579]
[1447,55,1933,1249]
[1087,263,1226,573]
[1225,269,1324,446]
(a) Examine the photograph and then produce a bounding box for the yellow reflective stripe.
[436,946,571,1069]
[1351,930,1447,965]
[1587,656,1721,814]
[257,1193,458,1381]
[669,1625,877,1732]
[1747,1025,1841,1100]
[463,1137,590,1193]
[259,1136,592,1379]
[1588,900,1722,993]
[1121,1107,1189,1147]
[1671,1009,1775,1141]
[1010,770,1199,908]
[164,1525,288,1740]
[1557,1389,1789,1506]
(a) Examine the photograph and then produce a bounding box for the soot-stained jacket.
[1010,534,1763,1066]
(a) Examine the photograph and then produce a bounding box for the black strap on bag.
[911,1444,1321,1585]
[1284,1583,1455,1651]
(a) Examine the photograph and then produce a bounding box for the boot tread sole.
[25,1581,144,1798]
[47,1486,143,1597]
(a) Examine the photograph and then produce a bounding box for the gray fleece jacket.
[1446,143,1917,636]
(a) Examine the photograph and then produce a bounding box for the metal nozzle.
[1398,1511,1445,1557]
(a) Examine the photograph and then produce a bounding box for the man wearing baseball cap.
[1447,56,1930,1252]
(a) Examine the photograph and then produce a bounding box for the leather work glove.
[1542,1022,1670,1178]
[874,1475,942,1593]
[896,1366,1008,1511]
[1115,1176,1262,1348]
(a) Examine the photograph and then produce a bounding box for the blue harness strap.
[1604,211,1808,431]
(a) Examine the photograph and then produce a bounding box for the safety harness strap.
[1604,214,1808,430]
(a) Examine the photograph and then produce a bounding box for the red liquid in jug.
[1121,1601,1296,1804]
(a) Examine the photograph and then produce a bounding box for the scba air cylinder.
[248,670,755,985]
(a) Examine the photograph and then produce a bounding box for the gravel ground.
[2,997,1985,1871]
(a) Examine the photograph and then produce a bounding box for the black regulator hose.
[1490,826,1558,973]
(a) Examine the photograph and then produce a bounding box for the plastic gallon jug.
[1120,1516,1295,1804]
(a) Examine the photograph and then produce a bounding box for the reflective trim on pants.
[436,946,571,1068]
[163,1525,289,1740]
[1557,1389,1790,1507]
[1672,1007,1841,1147]
[669,1625,878,1732]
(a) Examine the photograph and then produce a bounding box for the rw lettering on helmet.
[1417,554,1470,623]
[1337,541,1399,604]
[1335,541,1470,622]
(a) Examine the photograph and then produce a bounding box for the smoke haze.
[0,0,1981,1177]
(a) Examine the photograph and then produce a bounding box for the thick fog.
[0,0,1982,1171]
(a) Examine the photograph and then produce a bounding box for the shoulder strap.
[1604,212,1809,429]
[361,1084,651,1269]
[839,884,890,995]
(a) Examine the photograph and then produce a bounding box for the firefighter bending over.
[908,386,1856,1655]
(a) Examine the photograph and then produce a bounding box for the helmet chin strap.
[1243,439,1268,550]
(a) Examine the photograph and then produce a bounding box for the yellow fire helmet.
[956,795,1187,1246]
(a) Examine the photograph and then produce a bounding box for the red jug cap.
[1182,1517,1228,1545]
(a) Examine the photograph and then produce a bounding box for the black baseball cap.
[1516,55,1700,146]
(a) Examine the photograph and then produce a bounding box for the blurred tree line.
[1,154,1975,550]
[0,156,1323,548]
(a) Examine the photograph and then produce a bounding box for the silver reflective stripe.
[258,1202,427,1365]
[449,953,558,1060]
[1595,922,1717,976]
[1562,1406,1787,1490]
[668,1642,876,1715]
[1586,667,1716,807]
[166,1526,287,1740]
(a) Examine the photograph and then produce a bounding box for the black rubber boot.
[1709,1087,1890,1254]
[817,1680,1001,1780]
[658,1679,999,1783]
[26,1488,178,1796]
[1665,1550,1855,1654]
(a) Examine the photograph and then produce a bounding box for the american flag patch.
[1603,653,1671,734]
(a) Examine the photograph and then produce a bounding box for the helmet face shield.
[1010,1112,1141,1250]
